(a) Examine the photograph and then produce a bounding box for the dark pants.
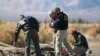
[25,29,42,56]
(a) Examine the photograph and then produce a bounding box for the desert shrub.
[0,20,99,47]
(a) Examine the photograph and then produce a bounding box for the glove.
[49,22,54,28]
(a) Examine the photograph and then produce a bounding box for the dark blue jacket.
[74,33,89,49]
[14,16,39,42]
[50,12,68,30]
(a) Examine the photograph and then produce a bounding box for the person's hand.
[49,23,54,28]
[13,42,17,47]
[72,42,76,45]
[73,46,77,49]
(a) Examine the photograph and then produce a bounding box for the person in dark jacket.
[49,7,73,56]
[13,15,44,56]
[71,30,89,56]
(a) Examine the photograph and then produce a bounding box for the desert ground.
[89,41,100,56]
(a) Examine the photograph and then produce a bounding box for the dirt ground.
[0,41,100,56]
[88,41,100,56]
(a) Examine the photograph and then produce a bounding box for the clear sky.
[0,0,100,22]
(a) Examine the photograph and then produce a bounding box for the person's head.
[48,7,61,19]
[71,30,79,38]
[48,10,56,19]
[53,7,61,15]
[20,15,25,20]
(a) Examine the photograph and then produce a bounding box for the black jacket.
[14,16,39,42]
[50,12,68,30]
[74,33,89,49]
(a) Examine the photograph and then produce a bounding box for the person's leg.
[53,32,56,49]
[55,30,64,56]
[62,30,73,54]
[72,46,87,56]
[81,53,86,56]
[31,29,43,56]
[25,31,31,56]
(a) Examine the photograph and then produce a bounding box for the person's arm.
[15,23,21,42]
[49,20,53,28]
[64,14,68,29]
[51,16,60,28]
[13,23,22,46]
[49,19,59,28]
[75,35,82,46]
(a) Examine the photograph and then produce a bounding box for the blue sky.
[0,0,100,22]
